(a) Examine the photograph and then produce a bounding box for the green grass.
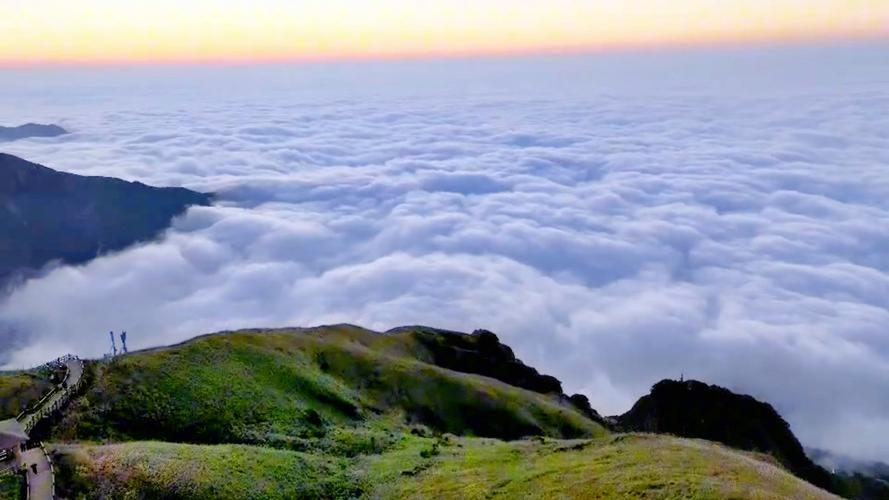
[53,434,838,499]
[0,472,23,500]
[42,326,840,499]
[0,474,24,500]
[53,441,361,500]
[0,369,54,419]
[366,433,838,500]
[56,326,604,446]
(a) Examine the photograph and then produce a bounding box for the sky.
[1,41,889,463]
[1,0,888,63]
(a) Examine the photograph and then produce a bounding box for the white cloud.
[1,43,889,462]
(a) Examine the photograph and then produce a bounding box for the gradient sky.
[2,0,888,64]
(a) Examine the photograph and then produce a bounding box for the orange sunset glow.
[2,0,888,64]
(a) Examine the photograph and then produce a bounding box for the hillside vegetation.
[615,379,889,499]
[54,325,604,446]
[0,368,56,419]
[54,441,361,499]
[0,473,23,499]
[372,433,838,500]
[0,325,845,499]
[54,434,838,499]
[618,379,833,490]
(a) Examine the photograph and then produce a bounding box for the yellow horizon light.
[1,0,888,65]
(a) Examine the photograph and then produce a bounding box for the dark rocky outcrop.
[392,326,565,394]
[617,379,834,492]
[385,326,610,427]
[0,153,212,285]
[566,393,606,423]
[0,123,68,141]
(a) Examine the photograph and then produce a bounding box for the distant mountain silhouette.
[0,123,68,141]
[0,153,212,286]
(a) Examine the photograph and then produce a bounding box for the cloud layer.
[2,45,889,461]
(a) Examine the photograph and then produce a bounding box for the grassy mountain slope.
[54,434,838,499]
[0,368,58,419]
[54,442,361,499]
[1,325,843,499]
[55,325,604,445]
[372,434,838,500]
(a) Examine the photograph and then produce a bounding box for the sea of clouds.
[1,42,888,461]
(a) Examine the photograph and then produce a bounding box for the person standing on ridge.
[121,331,128,354]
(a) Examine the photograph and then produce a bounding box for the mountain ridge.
[616,378,889,499]
[0,152,212,286]
[2,324,846,499]
[0,123,67,142]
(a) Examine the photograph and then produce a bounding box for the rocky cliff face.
[402,327,565,394]
[0,153,212,285]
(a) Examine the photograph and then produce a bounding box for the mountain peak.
[617,378,833,490]
[0,123,68,141]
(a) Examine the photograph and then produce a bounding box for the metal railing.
[16,356,83,435]
[11,355,82,500]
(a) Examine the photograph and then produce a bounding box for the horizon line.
[2,31,886,69]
